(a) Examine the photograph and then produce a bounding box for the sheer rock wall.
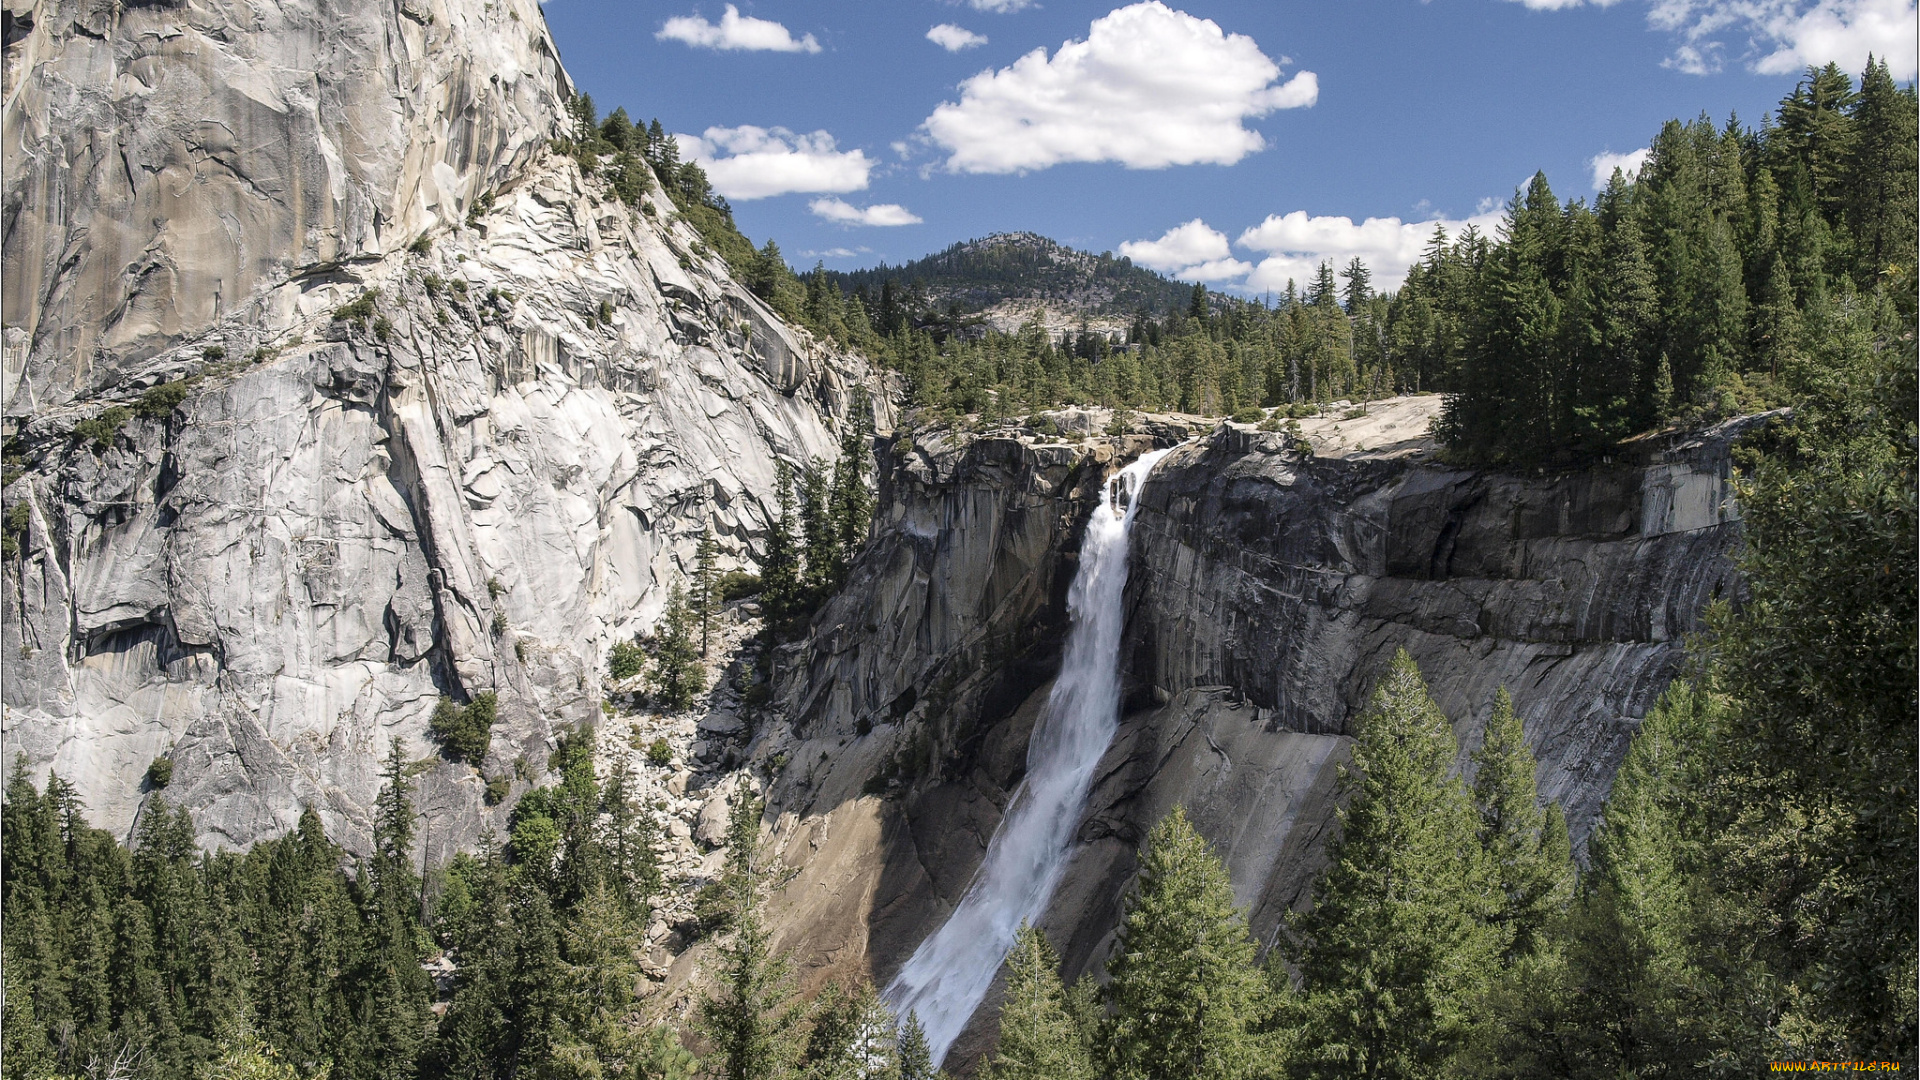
[754,402,1756,1064]
[1,0,887,851]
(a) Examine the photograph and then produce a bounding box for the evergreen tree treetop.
[1285,650,1503,1078]
[1469,688,1573,961]
[982,923,1093,1080]
[1102,805,1265,1080]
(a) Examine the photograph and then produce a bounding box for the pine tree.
[1339,258,1372,316]
[1470,689,1573,961]
[1486,682,1730,1075]
[1704,295,1918,1054]
[1578,174,1657,442]
[799,981,896,1080]
[554,878,645,1075]
[600,756,662,918]
[761,461,803,622]
[828,394,874,582]
[1101,806,1265,1080]
[650,580,705,712]
[896,1011,938,1080]
[428,842,515,1079]
[981,924,1094,1080]
[800,459,837,600]
[698,790,805,1080]
[1284,650,1503,1077]
[357,738,434,1080]
[1773,63,1859,220]
[1840,57,1919,281]
[695,529,720,659]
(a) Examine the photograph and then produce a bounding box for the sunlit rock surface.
[1,0,887,849]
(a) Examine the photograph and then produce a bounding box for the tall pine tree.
[1284,651,1502,1077]
[1101,806,1266,1080]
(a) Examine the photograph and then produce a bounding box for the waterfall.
[884,445,1178,1066]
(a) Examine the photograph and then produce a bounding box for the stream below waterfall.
[884,445,1178,1066]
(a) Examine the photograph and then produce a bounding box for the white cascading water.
[885,445,1178,1066]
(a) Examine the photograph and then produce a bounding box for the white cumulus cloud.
[1118,220,1254,281]
[928,23,989,50]
[678,127,871,200]
[1237,209,1505,292]
[1745,0,1916,77]
[922,1,1318,174]
[656,5,821,53]
[1589,147,1650,188]
[809,198,925,226]
[1501,0,1914,79]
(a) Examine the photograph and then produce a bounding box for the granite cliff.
[744,397,1755,1064]
[1,0,886,854]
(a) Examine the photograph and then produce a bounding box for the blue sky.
[541,0,1915,291]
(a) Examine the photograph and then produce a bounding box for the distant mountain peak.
[826,233,1193,320]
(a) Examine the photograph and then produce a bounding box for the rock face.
[3,0,568,409]
[750,399,1756,1066]
[0,0,887,853]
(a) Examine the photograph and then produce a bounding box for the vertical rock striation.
[1,0,887,853]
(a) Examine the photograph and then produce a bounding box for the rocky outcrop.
[747,398,1759,1066]
[3,0,570,409]
[1,0,889,851]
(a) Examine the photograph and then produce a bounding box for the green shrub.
[146,756,173,788]
[202,345,226,361]
[608,640,644,681]
[73,407,131,451]
[372,317,393,342]
[490,611,508,635]
[421,273,444,296]
[483,775,511,805]
[1231,407,1266,425]
[1026,414,1061,437]
[716,571,761,603]
[134,379,195,420]
[431,692,498,763]
[408,234,432,255]
[647,737,673,768]
[332,290,379,325]
[3,501,29,559]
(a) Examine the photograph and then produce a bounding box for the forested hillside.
[822,233,1195,321]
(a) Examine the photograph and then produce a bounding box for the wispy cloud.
[810,198,925,226]
[678,127,870,199]
[928,23,989,50]
[657,5,821,53]
[1499,0,1914,79]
